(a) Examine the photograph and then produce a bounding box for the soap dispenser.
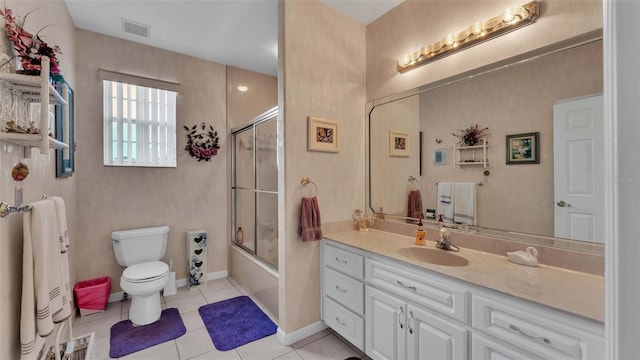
[415,218,426,246]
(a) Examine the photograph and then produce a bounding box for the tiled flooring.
[72,278,366,360]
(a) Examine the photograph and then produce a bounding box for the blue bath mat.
[109,307,186,358]
[199,295,277,351]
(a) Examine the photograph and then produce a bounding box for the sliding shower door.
[232,107,278,269]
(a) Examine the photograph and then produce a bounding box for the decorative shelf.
[0,132,68,149]
[0,56,68,155]
[0,72,67,105]
[454,141,490,168]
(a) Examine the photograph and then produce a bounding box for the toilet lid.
[123,261,169,282]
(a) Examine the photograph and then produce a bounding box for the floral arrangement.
[184,122,220,161]
[0,8,64,83]
[452,124,489,146]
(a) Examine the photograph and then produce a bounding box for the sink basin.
[397,247,469,267]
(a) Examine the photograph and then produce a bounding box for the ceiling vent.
[121,18,150,38]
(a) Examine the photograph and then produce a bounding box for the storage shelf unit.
[454,141,489,168]
[0,56,68,155]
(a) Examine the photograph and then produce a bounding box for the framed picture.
[55,82,75,177]
[433,149,445,165]
[506,132,539,164]
[389,130,409,157]
[307,116,338,152]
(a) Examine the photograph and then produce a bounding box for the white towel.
[21,199,72,360]
[453,182,477,225]
[437,182,454,223]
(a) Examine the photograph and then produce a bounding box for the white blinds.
[103,80,177,167]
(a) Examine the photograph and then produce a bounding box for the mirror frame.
[55,82,74,178]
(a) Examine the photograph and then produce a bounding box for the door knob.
[556,200,571,207]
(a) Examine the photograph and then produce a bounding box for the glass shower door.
[232,108,278,269]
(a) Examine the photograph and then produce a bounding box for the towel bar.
[0,202,31,218]
[436,181,484,186]
[299,176,318,197]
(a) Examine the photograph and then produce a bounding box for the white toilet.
[112,226,170,326]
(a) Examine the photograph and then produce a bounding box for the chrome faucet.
[436,227,460,252]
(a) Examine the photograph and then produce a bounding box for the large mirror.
[368,39,603,249]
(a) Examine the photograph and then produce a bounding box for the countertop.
[324,229,604,322]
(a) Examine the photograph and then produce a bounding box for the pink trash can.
[74,276,111,316]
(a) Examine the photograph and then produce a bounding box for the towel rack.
[1,194,48,218]
[436,181,484,186]
[299,176,318,197]
[408,176,421,191]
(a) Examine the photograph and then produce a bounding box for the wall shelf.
[454,140,490,168]
[0,56,68,156]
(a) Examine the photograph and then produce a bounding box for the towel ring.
[299,176,318,197]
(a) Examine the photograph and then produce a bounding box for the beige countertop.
[324,229,604,322]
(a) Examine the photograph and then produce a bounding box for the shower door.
[232,107,278,269]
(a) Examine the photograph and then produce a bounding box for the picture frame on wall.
[55,82,75,178]
[389,130,409,157]
[506,132,539,164]
[433,149,445,165]
[307,116,338,153]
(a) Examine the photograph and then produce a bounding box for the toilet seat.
[123,261,169,283]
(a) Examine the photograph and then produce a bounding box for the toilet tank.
[112,226,169,267]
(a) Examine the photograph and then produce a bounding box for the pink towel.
[407,189,423,219]
[299,196,323,241]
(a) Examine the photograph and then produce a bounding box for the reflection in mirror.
[368,40,603,247]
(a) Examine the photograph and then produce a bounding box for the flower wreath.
[184,123,220,161]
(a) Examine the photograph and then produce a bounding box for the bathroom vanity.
[321,230,604,359]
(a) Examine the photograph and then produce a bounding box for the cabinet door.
[407,304,468,360]
[366,286,407,360]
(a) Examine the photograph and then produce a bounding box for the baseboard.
[108,270,229,303]
[276,321,328,346]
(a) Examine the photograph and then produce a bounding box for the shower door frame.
[231,106,279,270]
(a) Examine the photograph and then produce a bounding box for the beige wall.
[279,0,366,333]
[0,1,77,359]
[366,0,603,101]
[227,66,278,129]
[74,30,228,292]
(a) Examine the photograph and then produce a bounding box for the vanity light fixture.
[397,1,540,73]
[237,85,249,92]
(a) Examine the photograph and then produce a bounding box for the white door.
[553,94,604,243]
[407,304,468,360]
[365,285,407,360]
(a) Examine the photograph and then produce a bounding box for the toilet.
[112,226,170,326]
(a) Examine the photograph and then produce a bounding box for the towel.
[453,182,477,225]
[299,196,322,241]
[21,199,72,360]
[437,182,454,223]
[407,189,423,219]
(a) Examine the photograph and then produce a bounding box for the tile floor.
[72,278,367,360]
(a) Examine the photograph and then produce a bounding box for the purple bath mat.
[199,295,277,351]
[109,307,186,358]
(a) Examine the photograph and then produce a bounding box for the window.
[103,80,177,167]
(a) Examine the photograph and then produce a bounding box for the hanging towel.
[299,196,323,241]
[21,199,72,360]
[407,189,424,219]
[50,196,72,323]
[453,182,477,225]
[437,182,454,223]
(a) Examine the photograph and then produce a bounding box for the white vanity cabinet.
[471,291,605,359]
[321,239,604,360]
[365,258,469,360]
[321,241,365,350]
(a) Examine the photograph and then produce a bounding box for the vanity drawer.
[472,293,604,359]
[323,267,364,314]
[323,296,364,351]
[323,243,364,280]
[365,258,468,323]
